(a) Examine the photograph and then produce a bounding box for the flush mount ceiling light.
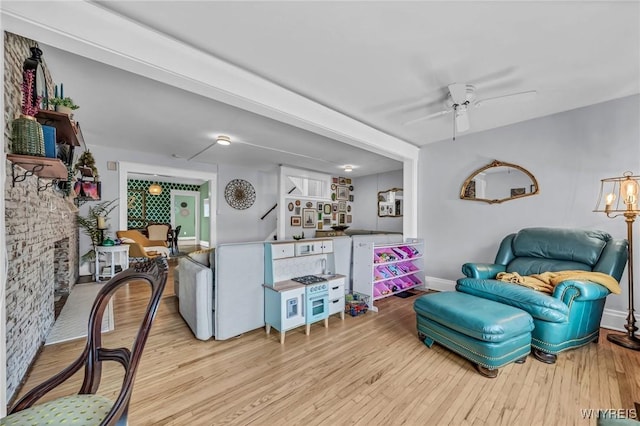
[216,135,231,146]
[148,183,162,195]
[344,165,353,173]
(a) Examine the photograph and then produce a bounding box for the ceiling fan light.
[216,135,231,146]
[148,183,162,195]
[344,165,353,173]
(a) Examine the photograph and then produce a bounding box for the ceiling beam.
[1,1,419,162]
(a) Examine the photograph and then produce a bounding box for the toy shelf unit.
[352,238,424,312]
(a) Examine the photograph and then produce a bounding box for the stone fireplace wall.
[4,32,80,401]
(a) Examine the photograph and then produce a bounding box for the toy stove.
[291,275,329,324]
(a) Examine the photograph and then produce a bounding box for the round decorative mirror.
[460,160,539,204]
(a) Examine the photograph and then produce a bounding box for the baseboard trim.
[600,308,627,332]
[199,241,210,248]
[424,275,628,333]
[424,276,456,292]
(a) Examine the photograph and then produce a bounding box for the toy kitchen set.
[263,239,346,344]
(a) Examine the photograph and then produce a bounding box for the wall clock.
[224,179,256,210]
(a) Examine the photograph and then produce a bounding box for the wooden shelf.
[7,154,69,180]
[35,110,82,147]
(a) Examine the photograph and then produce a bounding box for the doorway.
[171,190,200,245]
[118,161,216,248]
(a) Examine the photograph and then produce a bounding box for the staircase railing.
[260,187,296,220]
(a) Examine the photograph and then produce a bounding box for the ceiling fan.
[404,83,537,140]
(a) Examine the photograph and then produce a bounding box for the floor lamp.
[594,171,640,350]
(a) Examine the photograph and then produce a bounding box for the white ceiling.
[10,1,640,177]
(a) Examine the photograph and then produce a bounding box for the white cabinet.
[271,243,295,259]
[264,283,305,344]
[327,277,345,320]
[293,239,332,256]
[320,239,333,253]
[295,241,321,256]
[352,238,424,312]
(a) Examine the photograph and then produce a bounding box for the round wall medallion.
[180,201,188,208]
[224,179,256,210]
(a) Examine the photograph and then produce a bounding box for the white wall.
[216,163,278,244]
[419,94,640,313]
[78,145,278,272]
[352,170,403,232]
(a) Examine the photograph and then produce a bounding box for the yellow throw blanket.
[496,270,621,295]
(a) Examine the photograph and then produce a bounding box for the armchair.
[1,258,167,426]
[116,230,170,258]
[456,227,628,363]
[146,223,171,246]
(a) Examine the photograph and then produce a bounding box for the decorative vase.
[11,115,45,156]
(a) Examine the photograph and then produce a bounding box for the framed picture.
[295,206,301,215]
[339,177,347,185]
[511,187,526,197]
[303,208,316,228]
[126,188,146,221]
[75,181,101,200]
[346,178,352,184]
[288,202,294,212]
[291,216,301,226]
[338,201,347,212]
[332,177,338,183]
[347,214,352,223]
[338,212,346,225]
[317,202,323,211]
[349,195,354,202]
[337,186,349,200]
[323,217,331,225]
[323,204,332,215]
[332,203,338,212]
[317,222,323,230]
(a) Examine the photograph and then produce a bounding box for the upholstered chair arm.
[461,263,506,279]
[552,280,611,304]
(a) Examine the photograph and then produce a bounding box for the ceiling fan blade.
[455,110,470,132]
[403,108,451,126]
[448,83,468,105]
[475,90,537,108]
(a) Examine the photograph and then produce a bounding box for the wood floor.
[13,262,640,425]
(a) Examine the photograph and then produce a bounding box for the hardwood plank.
[12,267,640,425]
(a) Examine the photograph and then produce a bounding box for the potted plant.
[49,96,79,115]
[77,199,118,264]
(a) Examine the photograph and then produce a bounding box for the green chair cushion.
[0,394,113,425]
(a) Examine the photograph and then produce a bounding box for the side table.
[95,245,129,281]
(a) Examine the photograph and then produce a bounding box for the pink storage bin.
[407,275,422,285]
[375,248,399,263]
[374,282,392,295]
[393,278,409,290]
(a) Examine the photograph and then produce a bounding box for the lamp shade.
[594,171,640,216]
[148,183,162,195]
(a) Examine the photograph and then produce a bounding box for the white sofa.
[176,243,265,341]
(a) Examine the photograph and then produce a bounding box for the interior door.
[171,190,199,242]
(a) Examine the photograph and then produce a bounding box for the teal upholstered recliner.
[456,227,628,364]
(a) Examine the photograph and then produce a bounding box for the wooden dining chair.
[1,258,168,426]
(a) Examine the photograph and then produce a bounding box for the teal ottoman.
[414,291,534,378]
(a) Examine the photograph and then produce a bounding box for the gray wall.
[352,169,403,232]
[79,145,278,269]
[419,94,640,312]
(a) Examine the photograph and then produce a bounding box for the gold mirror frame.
[127,189,147,221]
[460,160,539,204]
[378,187,403,217]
